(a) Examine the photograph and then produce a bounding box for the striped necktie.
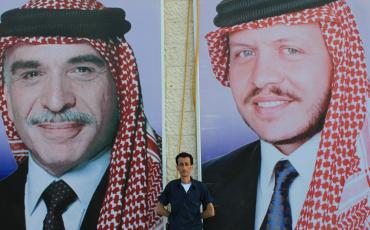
[260,160,298,230]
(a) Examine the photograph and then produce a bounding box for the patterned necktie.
[42,180,77,230]
[260,160,298,230]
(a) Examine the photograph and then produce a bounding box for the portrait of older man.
[201,0,370,229]
[0,0,162,229]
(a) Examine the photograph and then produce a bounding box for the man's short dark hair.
[176,152,193,165]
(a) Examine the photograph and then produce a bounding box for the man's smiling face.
[228,23,333,154]
[3,43,119,176]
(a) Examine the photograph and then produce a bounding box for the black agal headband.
[0,8,131,39]
[214,0,338,27]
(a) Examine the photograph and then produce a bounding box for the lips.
[251,95,294,118]
[36,122,84,142]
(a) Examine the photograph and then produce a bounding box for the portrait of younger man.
[201,0,370,229]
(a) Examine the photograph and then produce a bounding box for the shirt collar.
[176,177,196,189]
[176,177,193,184]
[26,148,111,215]
[260,132,321,192]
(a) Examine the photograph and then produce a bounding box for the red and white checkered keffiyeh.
[0,0,162,229]
[206,0,370,228]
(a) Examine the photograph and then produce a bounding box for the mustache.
[26,110,97,126]
[244,86,301,103]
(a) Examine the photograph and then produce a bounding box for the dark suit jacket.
[0,159,109,230]
[202,141,261,230]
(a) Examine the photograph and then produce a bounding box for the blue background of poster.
[0,119,16,179]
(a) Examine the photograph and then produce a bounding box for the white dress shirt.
[255,133,321,230]
[25,149,110,230]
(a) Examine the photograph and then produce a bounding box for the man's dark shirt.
[158,178,213,230]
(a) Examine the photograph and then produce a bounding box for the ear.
[4,85,14,122]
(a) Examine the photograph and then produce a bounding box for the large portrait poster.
[0,0,162,179]
[199,0,370,228]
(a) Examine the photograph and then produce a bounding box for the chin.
[253,128,287,142]
[250,120,299,140]
[34,149,82,169]
[34,158,78,176]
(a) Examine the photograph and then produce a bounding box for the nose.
[40,74,76,112]
[251,52,284,89]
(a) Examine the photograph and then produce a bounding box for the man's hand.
[155,202,170,217]
[201,203,215,219]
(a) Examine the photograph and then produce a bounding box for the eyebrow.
[9,54,106,74]
[272,38,301,44]
[229,37,304,47]
[11,60,41,74]
[68,54,106,68]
